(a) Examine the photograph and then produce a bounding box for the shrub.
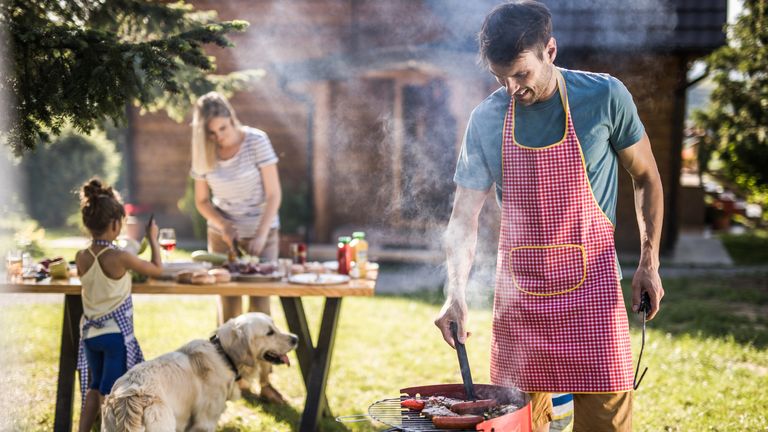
[178,178,207,240]
[21,129,120,227]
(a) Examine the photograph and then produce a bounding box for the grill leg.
[54,294,82,432]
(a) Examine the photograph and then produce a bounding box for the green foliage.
[177,177,207,240]
[693,0,768,210]
[0,207,46,258]
[0,0,260,155]
[280,179,312,235]
[21,129,120,228]
[721,230,768,265]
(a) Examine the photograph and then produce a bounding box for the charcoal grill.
[339,383,532,432]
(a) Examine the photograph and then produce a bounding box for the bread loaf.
[208,268,231,283]
[191,272,216,285]
[175,271,194,284]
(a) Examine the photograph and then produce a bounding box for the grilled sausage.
[432,414,484,429]
[451,399,498,415]
[400,398,425,411]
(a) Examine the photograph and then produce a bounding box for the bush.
[0,207,46,259]
[178,178,207,240]
[21,129,120,228]
[280,180,311,235]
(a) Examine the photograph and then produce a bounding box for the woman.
[190,91,285,404]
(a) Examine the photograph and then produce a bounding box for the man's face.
[488,39,557,106]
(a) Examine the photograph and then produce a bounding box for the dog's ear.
[216,319,255,367]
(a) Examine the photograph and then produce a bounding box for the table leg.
[54,294,82,432]
[280,297,341,432]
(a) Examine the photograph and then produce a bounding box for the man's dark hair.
[478,0,553,67]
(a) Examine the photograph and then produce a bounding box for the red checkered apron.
[490,70,634,393]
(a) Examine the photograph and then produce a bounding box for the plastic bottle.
[349,231,368,279]
[337,236,352,275]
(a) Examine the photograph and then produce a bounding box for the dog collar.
[210,334,241,381]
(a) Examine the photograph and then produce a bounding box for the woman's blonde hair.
[191,91,243,174]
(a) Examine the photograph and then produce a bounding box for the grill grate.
[367,397,476,432]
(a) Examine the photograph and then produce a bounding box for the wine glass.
[158,228,177,262]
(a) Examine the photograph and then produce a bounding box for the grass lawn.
[1,271,767,431]
[721,230,768,265]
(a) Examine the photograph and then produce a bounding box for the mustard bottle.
[349,231,368,279]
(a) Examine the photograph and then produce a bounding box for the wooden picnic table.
[1,275,376,432]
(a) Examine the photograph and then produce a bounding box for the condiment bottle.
[297,243,307,264]
[337,236,352,275]
[349,231,368,279]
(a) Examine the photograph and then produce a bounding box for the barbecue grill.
[340,383,532,432]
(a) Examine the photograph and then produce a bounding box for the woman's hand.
[219,221,238,250]
[248,233,268,257]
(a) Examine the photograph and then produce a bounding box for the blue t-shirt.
[454,68,644,225]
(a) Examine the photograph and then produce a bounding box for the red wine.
[159,240,176,251]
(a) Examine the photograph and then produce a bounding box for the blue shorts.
[83,333,127,395]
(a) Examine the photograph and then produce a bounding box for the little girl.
[74,178,163,432]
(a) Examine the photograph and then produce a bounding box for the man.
[434,1,665,431]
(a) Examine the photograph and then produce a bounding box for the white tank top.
[80,248,131,338]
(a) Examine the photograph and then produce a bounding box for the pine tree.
[0,0,259,155]
[694,0,768,210]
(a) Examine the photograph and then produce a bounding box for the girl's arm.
[120,219,163,277]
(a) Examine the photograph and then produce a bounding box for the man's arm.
[434,185,490,348]
[617,132,665,320]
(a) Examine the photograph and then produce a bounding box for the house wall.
[129,0,686,255]
[562,53,684,252]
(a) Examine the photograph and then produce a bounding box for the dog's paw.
[259,384,288,405]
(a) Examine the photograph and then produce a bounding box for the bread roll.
[191,272,216,285]
[208,268,231,283]
[176,271,194,284]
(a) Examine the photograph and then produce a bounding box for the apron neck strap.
[554,67,568,113]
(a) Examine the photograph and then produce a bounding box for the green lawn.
[1,273,767,431]
[721,231,768,265]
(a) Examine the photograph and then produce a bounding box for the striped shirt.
[191,126,280,238]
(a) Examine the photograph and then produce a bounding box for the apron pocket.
[509,244,586,296]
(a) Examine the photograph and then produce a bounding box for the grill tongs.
[450,321,477,401]
[633,291,651,390]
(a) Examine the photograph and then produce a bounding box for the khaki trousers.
[529,391,633,432]
[208,228,279,387]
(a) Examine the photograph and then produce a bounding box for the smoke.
[549,0,678,50]
[220,0,679,302]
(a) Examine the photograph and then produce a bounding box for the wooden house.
[126,0,727,255]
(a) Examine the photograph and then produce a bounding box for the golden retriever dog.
[101,312,298,431]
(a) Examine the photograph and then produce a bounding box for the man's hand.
[435,298,470,349]
[631,266,663,320]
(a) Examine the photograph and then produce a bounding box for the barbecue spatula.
[450,321,477,401]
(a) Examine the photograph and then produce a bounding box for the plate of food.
[288,273,350,286]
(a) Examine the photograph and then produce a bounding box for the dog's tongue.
[280,354,291,366]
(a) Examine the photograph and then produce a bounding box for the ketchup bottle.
[337,236,352,275]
